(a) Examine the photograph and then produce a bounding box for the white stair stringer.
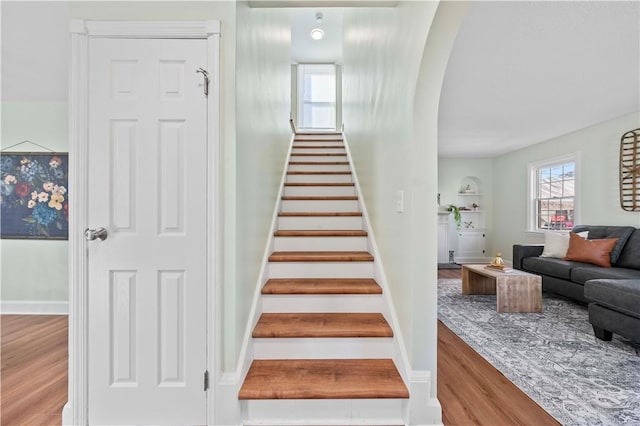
[236,131,427,426]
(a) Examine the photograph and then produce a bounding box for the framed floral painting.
[1,152,69,239]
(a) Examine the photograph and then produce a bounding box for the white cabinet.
[456,230,486,262]
[453,185,489,262]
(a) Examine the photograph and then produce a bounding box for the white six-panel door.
[87,38,208,425]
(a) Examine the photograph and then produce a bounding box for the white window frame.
[297,63,338,131]
[526,152,581,234]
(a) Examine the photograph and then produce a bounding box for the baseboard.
[407,370,442,425]
[454,257,492,264]
[1,300,69,314]
[213,372,241,426]
[437,263,460,270]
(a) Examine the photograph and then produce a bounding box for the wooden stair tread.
[289,161,349,165]
[269,251,374,262]
[253,313,392,338]
[292,145,345,149]
[274,230,367,237]
[287,171,351,175]
[291,153,347,157]
[285,182,354,186]
[238,359,409,400]
[262,278,381,295]
[282,196,358,201]
[278,212,362,217]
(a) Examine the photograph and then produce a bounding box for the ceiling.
[2,1,639,158]
[290,8,343,64]
[438,1,640,157]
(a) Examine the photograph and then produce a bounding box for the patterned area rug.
[438,279,640,426]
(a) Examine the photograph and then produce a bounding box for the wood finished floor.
[1,315,67,426]
[0,273,559,425]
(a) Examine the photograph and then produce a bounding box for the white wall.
[1,103,69,310]
[493,112,640,261]
[342,4,468,416]
[342,0,436,368]
[231,2,291,371]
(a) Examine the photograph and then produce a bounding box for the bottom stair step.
[238,359,409,400]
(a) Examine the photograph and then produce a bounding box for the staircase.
[238,133,409,425]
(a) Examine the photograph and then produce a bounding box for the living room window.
[528,154,580,233]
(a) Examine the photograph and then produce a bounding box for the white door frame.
[65,20,221,426]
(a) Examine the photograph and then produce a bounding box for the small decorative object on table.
[486,252,507,271]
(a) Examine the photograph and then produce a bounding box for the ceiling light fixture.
[310,28,325,40]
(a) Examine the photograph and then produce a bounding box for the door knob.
[85,227,108,241]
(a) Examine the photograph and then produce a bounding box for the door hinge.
[196,68,210,97]
[204,370,209,391]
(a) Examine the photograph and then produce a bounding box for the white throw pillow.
[540,231,588,258]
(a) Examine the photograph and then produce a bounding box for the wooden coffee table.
[462,264,542,313]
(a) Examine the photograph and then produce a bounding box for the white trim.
[249,1,398,7]
[407,370,441,425]
[67,20,90,426]
[206,29,222,426]
[84,20,220,39]
[0,301,69,315]
[66,20,221,426]
[526,152,581,233]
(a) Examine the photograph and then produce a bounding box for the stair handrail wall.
[235,130,296,392]
[341,132,412,385]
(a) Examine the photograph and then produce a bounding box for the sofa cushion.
[572,225,635,264]
[564,233,618,267]
[540,231,588,258]
[584,279,640,318]
[522,257,582,280]
[615,229,640,270]
[571,265,640,284]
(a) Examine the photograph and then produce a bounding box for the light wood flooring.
[1,315,67,426]
[1,273,560,425]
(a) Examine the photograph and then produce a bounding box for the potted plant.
[447,204,462,229]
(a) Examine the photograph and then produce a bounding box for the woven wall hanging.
[619,128,640,211]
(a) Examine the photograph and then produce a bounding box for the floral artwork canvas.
[1,152,69,239]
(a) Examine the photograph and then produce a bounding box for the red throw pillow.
[564,232,618,268]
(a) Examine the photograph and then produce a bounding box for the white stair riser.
[278,216,363,230]
[281,200,359,212]
[261,294,383,313]
[291,148,346,155]
[288,164,350,172]
[273,236,367,251]
[293,141,344,148]
[289,155,348,162]
[283,186,356,197]
[269,261,374,278]
[241,399,404,425]
[286,174,353,183]
[252,337,392,359]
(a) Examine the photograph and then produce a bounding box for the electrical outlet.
[397,190,404,213]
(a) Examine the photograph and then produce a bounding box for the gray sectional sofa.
[513,225,640,343]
